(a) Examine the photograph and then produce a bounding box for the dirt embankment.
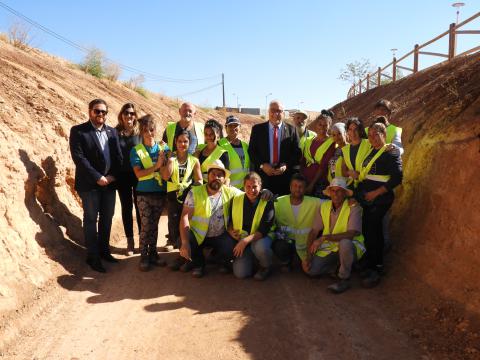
[332,52,480,352]
[0,39,259,318]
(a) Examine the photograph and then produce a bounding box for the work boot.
[180,261,194,273]
[139,254,150,272]
[168,256,185,271]
[254,267,271,281]
[149,249,167,267]
[327,279,351,294]
[126,236,135,256]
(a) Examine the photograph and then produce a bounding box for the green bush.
[80,48,104,78]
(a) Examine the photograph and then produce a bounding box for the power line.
[173,82,222,98]
[0,1,220,83]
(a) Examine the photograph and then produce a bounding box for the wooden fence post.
[413,44,419,73]
[358,79,362,94]
[392,57,397,82]
[367,74,370,90]
[377,67,381,86]
[448,23,456,60]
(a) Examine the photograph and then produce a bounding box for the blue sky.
[0,1,478,111]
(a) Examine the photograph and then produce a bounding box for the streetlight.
[232,93,239,108]
[390,48,398,58]
[265,92,272,116]
[452,2,465,24]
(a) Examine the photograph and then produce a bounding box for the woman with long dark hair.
[116,103,141,255]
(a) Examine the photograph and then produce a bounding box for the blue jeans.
[78,188,116,259]
[233,236,273,279]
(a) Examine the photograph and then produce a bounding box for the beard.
[208,180,222,191]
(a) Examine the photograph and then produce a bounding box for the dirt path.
[1,217,424,360]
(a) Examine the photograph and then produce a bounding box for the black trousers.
[167,192,183,248]
[188,231,236,268]
[272,238,296,265]
[116,171,140,238]
[362,201,393,269]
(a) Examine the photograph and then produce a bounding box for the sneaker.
[362,270,381,288]
[149,251,167,267]
[139,256,150,272]
[253,267,271,281]
[180,261,194,273]
[327,279,351,294]
[168,257,185,271]
[192,267,204,278]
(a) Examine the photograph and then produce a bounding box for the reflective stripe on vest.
[232,194,267,237]
[317,200,365,258]
[342,139,372,188]
[134,143,161,182]
[166,121,205,150]
[273,195,320,260]
[166,154,197,194]
[219,138,250,189]
[190,184,238,244]
[358,144,390,182]
[198,145,227,182]
[301,137,335,167]
[365,125,402,144]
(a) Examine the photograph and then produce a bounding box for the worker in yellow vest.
[195,119,230,183]
[179,161,274,278]
[341,117,371,188]
[292,110,316,151]
[130,115,169,272]
[162,102,205,154]
[161,129,203,271]
[368,99,403,155]
[307,177,364,293]
[271,173,321,272]
[228,172,275,281]
[218,115,251,190]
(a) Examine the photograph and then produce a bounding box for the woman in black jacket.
[116,103,141,255]
[356,122,402,288]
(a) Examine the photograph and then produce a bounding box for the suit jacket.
[248,121,300,175]
[69,121,123,192]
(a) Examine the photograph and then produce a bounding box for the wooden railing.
[347,11,480,98]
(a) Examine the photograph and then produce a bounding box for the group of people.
[69,97,402,293]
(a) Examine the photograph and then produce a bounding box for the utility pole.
[222,73,226,108]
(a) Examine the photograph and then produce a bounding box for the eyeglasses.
[93,109,108,115]
[123,111,135,116]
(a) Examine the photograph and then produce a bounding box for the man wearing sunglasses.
[70,99,123,273]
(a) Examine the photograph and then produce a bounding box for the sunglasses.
[123,111,135,116]
[93,109,108,115]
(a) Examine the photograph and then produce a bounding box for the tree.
[80,47,105,78]
[338,58,374,86]
[104,62,121,81]
[8,21,33,50]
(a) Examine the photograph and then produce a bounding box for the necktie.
[273,125,279,165]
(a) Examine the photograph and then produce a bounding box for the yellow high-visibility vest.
[166,153,199,196]
[341,139,372,187]
[165,121,205,150]
[316,199,365,258]
[232,194,267,237]
[301,137,335,167]
[219,138,250,189]
[298,129,316,151]
[190,184,239,244]
[273,195,320,260]
[134,143,163,183]
[358,144,390,183]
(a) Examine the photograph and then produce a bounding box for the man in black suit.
[69,99,123,272]
[248,100,300,195]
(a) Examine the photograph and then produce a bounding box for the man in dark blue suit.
[248,100,300,196]
[69,99,123,272]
